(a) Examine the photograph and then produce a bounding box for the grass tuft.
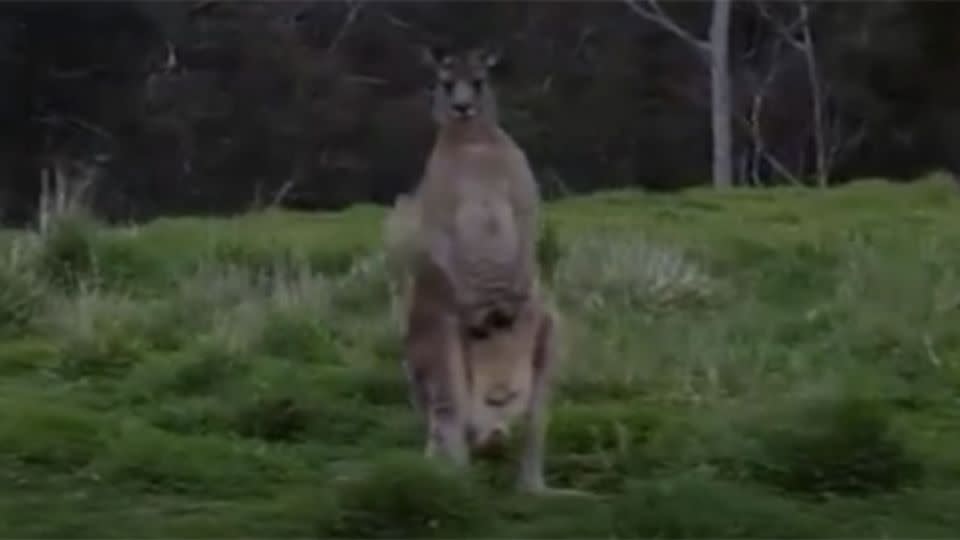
[555,232,721,313]
[321,451,495,538]
[747,393,924,498]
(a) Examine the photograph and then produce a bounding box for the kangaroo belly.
[453,196,518,265]
[453,195,520,295]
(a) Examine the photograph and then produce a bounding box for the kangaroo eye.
[441,80,454,93]
[472,79,484,91]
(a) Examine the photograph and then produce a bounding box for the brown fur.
[414,46,539,336]
[383,196,557,450]
[382,46,572,494]
[462,281,551,450]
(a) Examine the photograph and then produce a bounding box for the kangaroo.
[383,45,563,493]
[415,46,539,337]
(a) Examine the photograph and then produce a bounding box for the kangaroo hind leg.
[405,304,470,468]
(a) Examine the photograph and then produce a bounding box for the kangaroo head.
[422,46,500,126]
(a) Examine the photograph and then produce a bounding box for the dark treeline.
[2,0,960,225]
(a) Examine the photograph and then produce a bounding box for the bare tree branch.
[35,114,114,142]
[188,1,220,17]
[754,0,805,48]
[163,40,178,72]
[754,0,830,186]
[541,25,595,95]
[328,0,364,54]
[828,117,867,169]
[270,180,296,208]
[344,74,388,86]
[624,0,710,56]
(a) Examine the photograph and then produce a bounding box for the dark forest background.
[3,0,960,226]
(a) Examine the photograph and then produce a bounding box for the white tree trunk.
[798,1,828,188]
[709,0,733,188]
[624,0,734,188]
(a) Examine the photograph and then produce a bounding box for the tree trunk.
[709,0,733,188]
[798,1,828,188]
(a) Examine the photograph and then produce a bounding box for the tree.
[625,0,734,188]
[755,0,827,187]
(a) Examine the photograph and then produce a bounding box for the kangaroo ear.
[480,47,501,69]
[470,41,502,68]
[420,45,452,70]
[483,50,502,68]
[419,45,439,69]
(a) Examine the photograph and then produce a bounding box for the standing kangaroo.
[383,46,562,493]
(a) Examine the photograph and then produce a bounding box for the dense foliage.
[2,0,960,223]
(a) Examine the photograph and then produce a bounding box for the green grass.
[2,174,960,537]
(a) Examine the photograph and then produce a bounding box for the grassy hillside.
[2,176,960,538]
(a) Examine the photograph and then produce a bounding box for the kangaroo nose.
[466,424,509,453]
[487,426,507,446]
[485,308,514,331]
[453,103,473,116]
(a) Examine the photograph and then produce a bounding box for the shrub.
[611,473,827,538]
[746,394,923,497]
[320,451,494,538]
[545,402,661,492]
[536,218,564,283]
[0,241,47,335]
[555,232,719,313]
[36,286,149,379]
[331,251,392,314]
[0,397,105,470]
[33,213,101,290]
